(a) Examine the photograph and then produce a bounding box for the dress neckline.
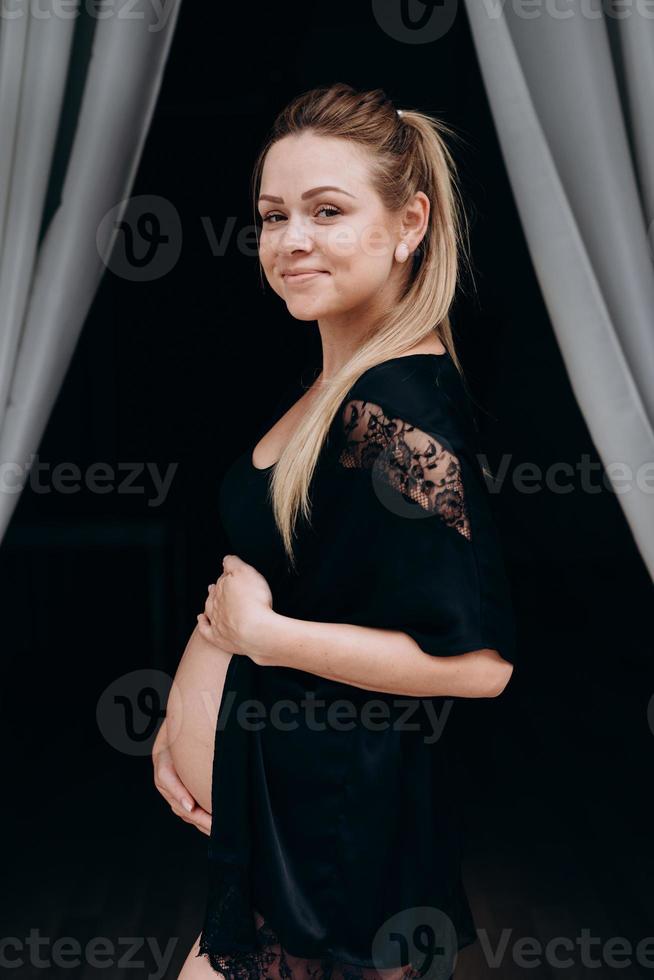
[249,351,450,473]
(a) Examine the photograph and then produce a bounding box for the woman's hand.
[197,554,273,657]
[152,718,212,836]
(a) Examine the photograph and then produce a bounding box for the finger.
[157,782,191,814]
[204,583,219,616]
[152,729,170,761]
[196,614,214,643]
[188,806,212,834]
[197,611,228,649]
[152,714,172,749]
[155,764,196,813]
[170,800,212,834]
[170,801,197,823]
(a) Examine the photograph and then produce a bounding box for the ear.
[399,190,430,253]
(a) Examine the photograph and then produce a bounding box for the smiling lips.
[282,269,328,283]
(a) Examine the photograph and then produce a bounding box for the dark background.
[1,3,653,977]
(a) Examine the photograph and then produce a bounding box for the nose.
[278,215,313,254]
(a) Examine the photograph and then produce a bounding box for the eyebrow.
[258,185,357,204]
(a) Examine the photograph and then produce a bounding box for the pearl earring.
[395,241,410,263]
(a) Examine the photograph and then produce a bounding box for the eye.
[260,203,343,224]
[314,203,342,219]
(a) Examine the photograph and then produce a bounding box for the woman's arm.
[152,716,211,835]
[242,608,514,699]
[200,556,514,699]
[153,624,233,832]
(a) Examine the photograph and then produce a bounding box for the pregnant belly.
[166,625,233,814]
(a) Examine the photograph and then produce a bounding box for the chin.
[283,296,329,316]
[286,306,324,322]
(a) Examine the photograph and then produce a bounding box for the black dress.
[197,351,517,980]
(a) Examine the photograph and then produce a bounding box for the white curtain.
[0,0,183,543]
[463,0,654,580]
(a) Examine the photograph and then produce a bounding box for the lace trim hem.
[197,909,428,980]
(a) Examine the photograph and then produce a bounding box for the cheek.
[331,251,391,299]
[321,222,392,283]
[258,238,285,294]
[258,235,274,269]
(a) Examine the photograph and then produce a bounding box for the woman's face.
[257,132,425,325]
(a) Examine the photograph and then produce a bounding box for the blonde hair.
[250,82,473,570]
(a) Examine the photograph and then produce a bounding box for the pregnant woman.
[153,82,517,980]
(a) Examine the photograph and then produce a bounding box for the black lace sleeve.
[332,378,516,665]
[340,397,472,541]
